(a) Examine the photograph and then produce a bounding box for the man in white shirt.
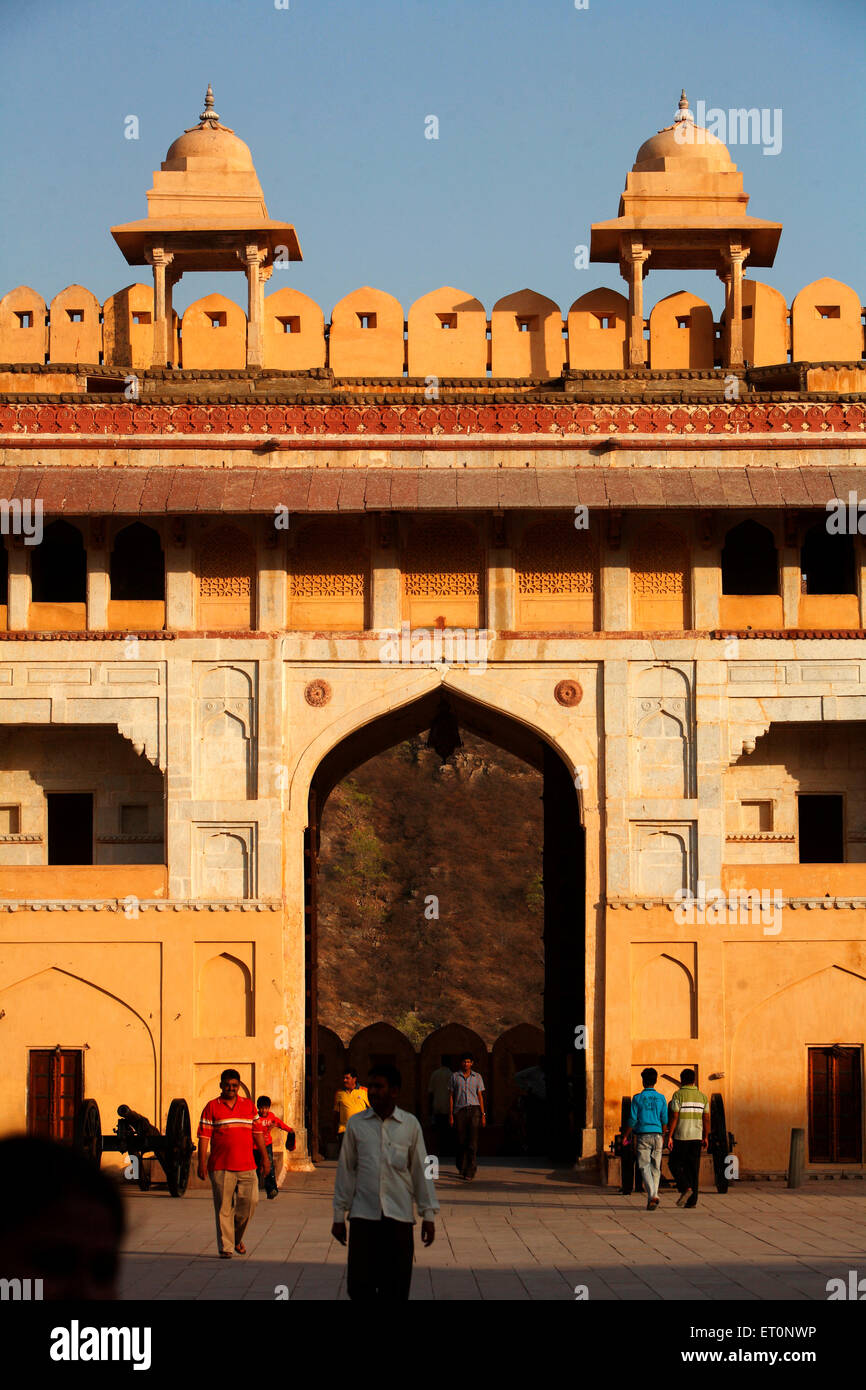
[331,1063,438,1300]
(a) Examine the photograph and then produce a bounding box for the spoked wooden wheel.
[619,1094,639,1193]
[709,1093,730,1193]
[74,1098,103,1166]
[164,1098,193,1197]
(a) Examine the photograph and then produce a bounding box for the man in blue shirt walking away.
[624,1068,669,1210]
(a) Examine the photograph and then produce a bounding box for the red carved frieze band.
[0,401,863,437]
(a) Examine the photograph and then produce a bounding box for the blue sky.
[1,0,863,319]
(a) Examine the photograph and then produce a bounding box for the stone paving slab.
[115,1160,866,1302]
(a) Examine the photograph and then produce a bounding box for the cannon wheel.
[620,1095,631,1135]
[74,1098,103,1166]
[164,1098,192,1197]
[619,1094,641,1194]
[710,1093,729,1193]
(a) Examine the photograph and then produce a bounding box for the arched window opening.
[801,521,856,595]
[31,520,86,602]
[722,521,779,595]
[110,522,165,601]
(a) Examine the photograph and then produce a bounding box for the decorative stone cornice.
[725,833,796,842]
[0,899,283,912]
[95,835,165,845]
[0,631,174,641]
[606,896,866,910]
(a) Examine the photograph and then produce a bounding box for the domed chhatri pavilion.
[0,90,864,1184]
[111,85,301,369]
[591,91,781,369]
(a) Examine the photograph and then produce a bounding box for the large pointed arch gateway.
[303,687,586,1164]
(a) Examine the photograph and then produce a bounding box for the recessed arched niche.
[632,949,697,1039]
[196,664,256,800]
[632,664,692,798]
[197,950,253,1037]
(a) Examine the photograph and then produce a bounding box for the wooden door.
[808,1046,862,1163]
[28,1049,83,1142]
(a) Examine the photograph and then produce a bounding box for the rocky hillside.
[317,732,544,1045]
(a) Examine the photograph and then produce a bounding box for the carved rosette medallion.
[304,679,332,708]
[554,679,583,707]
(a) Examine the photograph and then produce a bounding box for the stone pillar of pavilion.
[620,238,651,368]
[111,86,301,370]
[718,241,750,369]
[591,92,781,370]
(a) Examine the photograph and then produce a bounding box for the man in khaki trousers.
[197,1070,271,1258]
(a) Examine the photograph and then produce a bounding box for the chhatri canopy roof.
[591,92,781,270]
[111,86,301,269]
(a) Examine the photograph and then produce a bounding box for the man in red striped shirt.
[197,1070,271,1258]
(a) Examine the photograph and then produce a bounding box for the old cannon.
[73,1097,195,1197]
[611,1090,735,1194]
[706,1093,736,1193]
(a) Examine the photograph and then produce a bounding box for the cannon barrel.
[116,1105,162,1143]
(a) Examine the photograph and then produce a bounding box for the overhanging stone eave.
[2,462,865,515]
[110,220,302,266]
[590,218,782,266]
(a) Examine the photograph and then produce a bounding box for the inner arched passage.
[304,688,585,1164]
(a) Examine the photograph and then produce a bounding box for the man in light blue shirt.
[449,1053,486,1181]
[624,1067,669,1210]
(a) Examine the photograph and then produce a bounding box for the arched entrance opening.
[304,688,585,1164]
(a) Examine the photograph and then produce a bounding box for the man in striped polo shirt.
[197,1070,272,1258]
[667,1069,710,1209]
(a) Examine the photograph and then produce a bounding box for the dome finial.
[199,84,220,126]
[673,88,693,124]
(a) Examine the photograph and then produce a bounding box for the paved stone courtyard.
[117,1161,866,1301]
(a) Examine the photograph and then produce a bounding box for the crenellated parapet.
[0,276,863,378]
